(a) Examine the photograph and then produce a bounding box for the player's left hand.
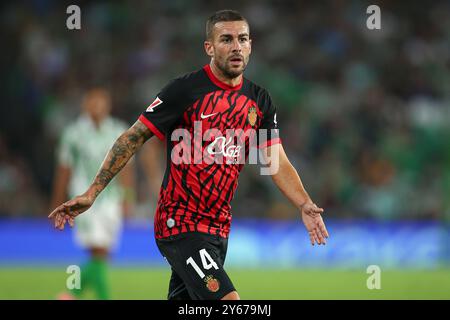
[301,211,329,246]
[301,202,324,217]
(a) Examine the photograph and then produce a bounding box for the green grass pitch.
[1,268,449,299]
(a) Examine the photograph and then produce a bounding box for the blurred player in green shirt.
[50,88,135,299]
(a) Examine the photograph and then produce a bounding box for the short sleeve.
[138,78,188,141]
[57,128,75,167]
[258,90,281,148]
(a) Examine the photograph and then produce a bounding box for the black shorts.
[156,232,235,300]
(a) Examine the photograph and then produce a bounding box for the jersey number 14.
[186,248,219,279]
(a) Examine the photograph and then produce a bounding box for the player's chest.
[186,90,263,131]
[74,130,115,160]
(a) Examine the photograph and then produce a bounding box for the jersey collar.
[80,114,110,131]
[203,64,243,91]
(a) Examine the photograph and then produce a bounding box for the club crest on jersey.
[204,275,220,293]
[248,106,257,127]
[146,97,163,112]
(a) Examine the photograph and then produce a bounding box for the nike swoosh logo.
[200,112,218,119]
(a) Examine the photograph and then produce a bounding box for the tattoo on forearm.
[91,121,152,196]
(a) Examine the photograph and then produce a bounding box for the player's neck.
[209,62,243,87]
[86,114,104,129]
[93,120,101,129]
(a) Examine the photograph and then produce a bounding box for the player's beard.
[216,56,248,79]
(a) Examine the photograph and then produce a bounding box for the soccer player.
[49,10,329,300]
[50,88,135,300]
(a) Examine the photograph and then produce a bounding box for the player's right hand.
[48,194,94,230]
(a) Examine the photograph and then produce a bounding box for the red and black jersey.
[139,64,281,239]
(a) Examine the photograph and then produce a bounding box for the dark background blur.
[1,0,449,223]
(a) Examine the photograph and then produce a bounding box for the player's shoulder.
[163,67,208,93]
[58,116,85,144]
[62,116,84,135]
[242,77,273,107]
[176,67,207,82]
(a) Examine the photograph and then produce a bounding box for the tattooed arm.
[48,120,153,230]
[87,120,152,200]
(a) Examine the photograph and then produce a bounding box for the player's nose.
[231,39,242,52]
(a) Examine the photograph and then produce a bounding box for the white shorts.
[73,202,122,250]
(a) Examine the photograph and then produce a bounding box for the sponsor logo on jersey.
[200,112,218,119]
[206,136,242,160]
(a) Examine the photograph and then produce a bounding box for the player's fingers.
[48,205,64,219]
[314,206,324,214]
[58,214,66,230]
[62,212,77,229]
[64,205,78,218]
[318,221,329,238]
[68,216,75,228]
[316,228,325,245]
[55,212,63,228]
[55,216,62,230]
[58,217,66,231]
[314,228,325,245]
[318,228,327,245]
[308,232,315,246]
[311,229,321,245]
[48,208,57,219]
[54,213,60,228]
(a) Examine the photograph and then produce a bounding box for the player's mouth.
[229,56,244,66]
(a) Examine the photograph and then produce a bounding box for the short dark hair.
[206,10,248,40]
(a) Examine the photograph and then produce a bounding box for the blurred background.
[0,0,449,299]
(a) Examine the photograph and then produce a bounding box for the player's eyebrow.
[219,33,249,38]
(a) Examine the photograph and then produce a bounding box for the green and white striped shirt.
[57,115,128,206]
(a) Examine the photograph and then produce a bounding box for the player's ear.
[204,40,214,57]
